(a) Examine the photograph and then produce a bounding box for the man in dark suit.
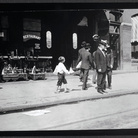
[106,45,114,89]
[78,41,86,82]
[95,40,107,94]
[92,34,100,85]
[77,43,93,90]
[0,53,5,84]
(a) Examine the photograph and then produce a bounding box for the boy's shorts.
[57,73,67,86]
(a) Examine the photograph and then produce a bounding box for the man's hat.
[81,41,86,47]
[99,39,107,46]
[106,44,110,48]
[58,56,65,62]
[85,43,91,49]
[101,40,110,48]
[93,34,100,41]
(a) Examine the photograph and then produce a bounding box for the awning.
[77,16,88,26]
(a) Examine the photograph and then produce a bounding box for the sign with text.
[23,31,41,42]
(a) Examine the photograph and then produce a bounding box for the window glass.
[23,18,41,42]
[23,18,41,31]
[46,31,52,49]
[131,15,138,59]
[73,33,77,49]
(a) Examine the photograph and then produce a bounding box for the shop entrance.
[109,33,120,70]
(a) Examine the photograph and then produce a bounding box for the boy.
[54,56,70,93]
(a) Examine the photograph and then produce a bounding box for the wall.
[122,9,138,23]
[120,9,138,70]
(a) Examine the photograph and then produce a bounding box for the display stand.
[3,73,28,82]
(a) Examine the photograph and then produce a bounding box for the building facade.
[119,9,138,71]
[101,9,138,71]
[0,9,109,71]
[0,7,137,72]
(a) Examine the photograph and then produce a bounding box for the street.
[0,94,138,130]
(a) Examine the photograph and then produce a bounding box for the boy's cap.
[81,41,86,47]
[58,56,65,62]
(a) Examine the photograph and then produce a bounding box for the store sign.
[23,34,41,41]
[35,44,40,49]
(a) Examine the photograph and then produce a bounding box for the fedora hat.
[106,44,110,48]
[85,43,91,49]
[81,41,86,47]
[99,39,107,46]
[93,34,100,41]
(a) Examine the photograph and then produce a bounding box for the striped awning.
[131,14,138,44]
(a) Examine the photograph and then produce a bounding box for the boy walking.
[54,56,70,93]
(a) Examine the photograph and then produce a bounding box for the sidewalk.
[0,70,138,113]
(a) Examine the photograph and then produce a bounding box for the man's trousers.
[97,71,106,91]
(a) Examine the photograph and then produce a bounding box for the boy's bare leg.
[64,84,70,92]
[55,86,61,93]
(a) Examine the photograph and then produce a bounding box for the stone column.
[120,22,132,70]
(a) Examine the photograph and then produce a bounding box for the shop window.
[131,15,138,59]
[0,16,9,41]
[23,18,41,42]
[23,18,41,57]
[23,18,41,31]
[73,33,77,49]
[46,31,52,49]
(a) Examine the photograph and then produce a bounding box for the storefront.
[0,9,109,72]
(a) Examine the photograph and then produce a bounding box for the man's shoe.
[97,90,103,94]
[82,88,88,90]
[101,89,108,93]
[102,89,108,93]
[0,81,5,83]
[108,86,112,89]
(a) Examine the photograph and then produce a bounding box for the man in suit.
[95,40,107,94]
[106,44,114,89]
[92,34,100,85]
[0,53,5,84]
[77,43,93,90]
[92,50,99,85]
[78,41,86,82]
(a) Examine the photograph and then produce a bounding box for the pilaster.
[120,22,132,70]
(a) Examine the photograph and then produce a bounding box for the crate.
[28,73,46,80]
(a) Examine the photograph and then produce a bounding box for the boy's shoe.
[64,88,70,93]
[55,89,60,93]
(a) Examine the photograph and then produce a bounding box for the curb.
[1,89,138,114]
